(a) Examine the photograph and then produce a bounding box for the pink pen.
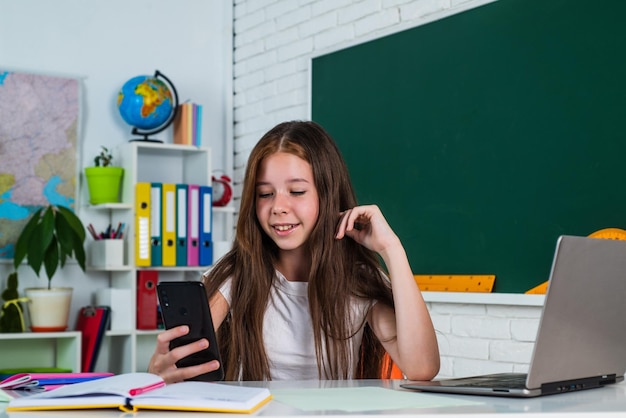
[128,381,166,396]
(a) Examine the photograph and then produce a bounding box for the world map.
[0,70,79,259]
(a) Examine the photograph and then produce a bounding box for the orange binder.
[172,104,185,145]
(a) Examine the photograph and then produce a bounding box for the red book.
[136,271,158,330]
[75,306,111,372]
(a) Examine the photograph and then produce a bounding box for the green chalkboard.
[312,0,626,293]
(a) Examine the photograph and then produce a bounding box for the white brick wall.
[233,0,495,195]
[425,295,543,378]
[232,0,548,379]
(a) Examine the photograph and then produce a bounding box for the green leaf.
[56,206,86,242]
[55,214,75,256]
[25,224,45,276]
[43,236,60,282]
[58,235,68,269]
[54,213,86,272]
[39,207,55,250]
[13,204,87,282]
[13,208,43,269]
[72,232,86,271]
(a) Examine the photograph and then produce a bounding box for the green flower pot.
[85,167,124,204]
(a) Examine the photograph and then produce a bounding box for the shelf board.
[213,205,235,213]
[87,265,133,272]
[135,329,163,336]
[87,202,133,210]
[0,331,81,340]
[136,266,210,272]
[131,141,209,157]
[105,330,133,337]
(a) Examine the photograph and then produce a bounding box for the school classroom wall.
[1,0,566,378]
[232,0,550,378]
[0,0,232,331]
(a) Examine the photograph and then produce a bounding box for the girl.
[149,121,439,382]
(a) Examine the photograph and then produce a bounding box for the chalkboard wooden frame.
[311,0,626,293]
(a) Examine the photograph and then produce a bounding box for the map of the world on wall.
[0,70,80,259]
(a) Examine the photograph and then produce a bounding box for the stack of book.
[6,372,272,413]
[173,102,203,146]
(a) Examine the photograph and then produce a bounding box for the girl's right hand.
[147,325,221,384]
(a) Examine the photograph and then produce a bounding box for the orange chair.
[381,352,404,379]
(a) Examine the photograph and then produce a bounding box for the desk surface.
[2,379,626,417]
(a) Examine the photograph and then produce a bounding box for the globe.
[117,71,178,141]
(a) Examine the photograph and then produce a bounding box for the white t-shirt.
[218,270,373,380]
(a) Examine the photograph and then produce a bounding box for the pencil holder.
[89,239,125,268]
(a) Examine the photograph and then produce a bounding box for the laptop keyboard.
[453,373,528,389]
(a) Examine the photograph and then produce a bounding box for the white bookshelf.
[0,332,81,372]
[1,142,233,375]
[91,141,233,374]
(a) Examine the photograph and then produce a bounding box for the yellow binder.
[162,183,177,266]
[135,182,151,266]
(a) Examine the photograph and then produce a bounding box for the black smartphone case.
[156,281,224,381]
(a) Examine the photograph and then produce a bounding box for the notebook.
[402,235,626,397]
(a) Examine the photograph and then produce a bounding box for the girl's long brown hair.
[203,121,394,380]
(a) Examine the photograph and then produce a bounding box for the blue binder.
[150,182,163,267]
[175,184,188,266]
[199,185,213,266]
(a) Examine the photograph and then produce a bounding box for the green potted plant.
[84,146,124,204]
[0,272,26,333]
[13,204,86,332]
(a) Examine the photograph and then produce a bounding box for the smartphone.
[156,281,224,381]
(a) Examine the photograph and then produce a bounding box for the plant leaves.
[13,204,87,280]
[73,234,86,271]
[43,235,60,282]
[56,205,86,242]
[39,206,55,250]
[55,215,86,272]
[13,207,43,269]
[25,224,45,276]
[55,214,75,256]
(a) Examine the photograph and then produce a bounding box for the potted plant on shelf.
[84,146,124,204]
[13,204,86,332]
[0,272,26,333]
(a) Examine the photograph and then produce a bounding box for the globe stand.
[129,129,166,143]
[125,70,179,143]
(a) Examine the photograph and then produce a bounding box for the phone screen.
[157,281,224,381]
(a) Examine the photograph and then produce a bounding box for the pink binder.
[187,184,200,266]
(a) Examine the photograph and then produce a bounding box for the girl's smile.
[273,223,299,233]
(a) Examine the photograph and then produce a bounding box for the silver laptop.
[402,235,626,397]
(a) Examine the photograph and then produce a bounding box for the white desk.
[2,379,626,417]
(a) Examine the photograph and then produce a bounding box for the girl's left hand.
[335,205,401,254]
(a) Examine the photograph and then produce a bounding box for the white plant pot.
[24,287,73,332]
